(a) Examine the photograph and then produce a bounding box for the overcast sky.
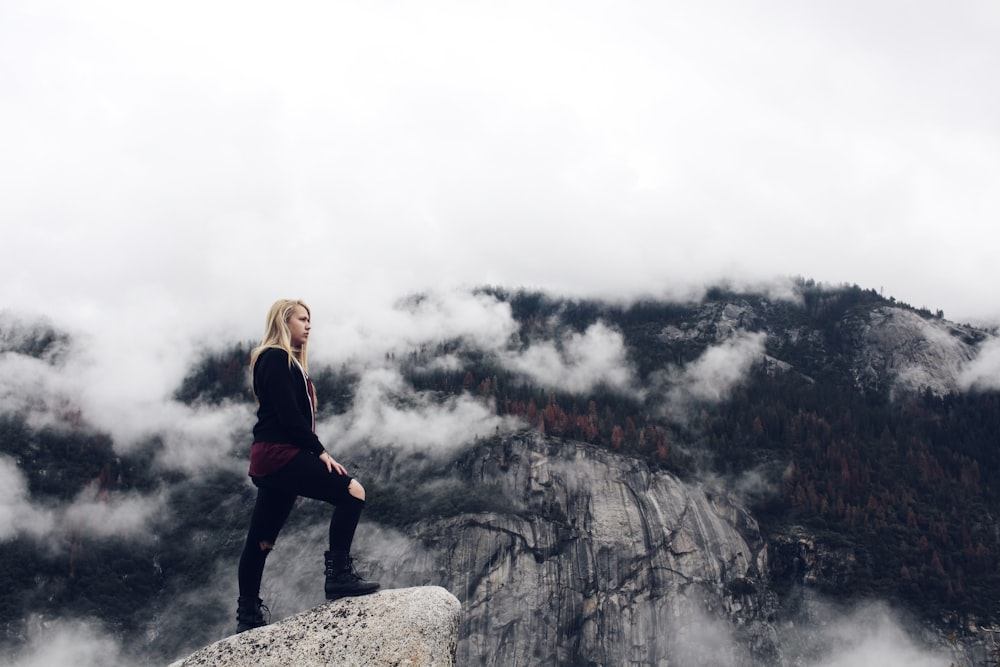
[2,0,999,357]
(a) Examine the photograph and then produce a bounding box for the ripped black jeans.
[237,450,364,598]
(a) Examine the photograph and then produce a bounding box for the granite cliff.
[358,433,780,666]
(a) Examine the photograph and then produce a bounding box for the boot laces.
[326,554,362,578]
[259,601,271,624]
[237,598,270,625]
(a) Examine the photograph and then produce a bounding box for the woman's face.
[287,305,311,349]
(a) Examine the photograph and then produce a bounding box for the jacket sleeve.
[254,349,325,455]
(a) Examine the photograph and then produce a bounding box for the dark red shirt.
[248,441,301,477]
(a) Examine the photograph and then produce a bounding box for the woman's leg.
[261,452,379,599]
[264,452,362,552]
[238,485,297,598]
[329,480,367,551]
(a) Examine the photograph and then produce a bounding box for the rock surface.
[169,586,460,667]
[847,306,978,396]
[367,433,780,665]
[660,298,985,398]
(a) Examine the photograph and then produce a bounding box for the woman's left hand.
[319,451,348,476]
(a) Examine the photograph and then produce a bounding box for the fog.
[664,595,955,667]
[959,336,1000,392]
[500,321,640,395]
[666,331,768,407]
[0,456,55,542]
[322,365,520,457]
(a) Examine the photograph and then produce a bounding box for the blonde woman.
[236,299,378,634]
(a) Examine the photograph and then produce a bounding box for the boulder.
[169,586,460,667]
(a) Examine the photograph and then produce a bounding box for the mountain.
[1,280,998,665]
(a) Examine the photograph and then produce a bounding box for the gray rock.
[169,586,460,667]
[367,434,781,665]
[847,306,977,396]
[658,300,763,345]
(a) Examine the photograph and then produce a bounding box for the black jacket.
[251,347,324,456]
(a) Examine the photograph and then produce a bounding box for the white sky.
[2,0,999,357]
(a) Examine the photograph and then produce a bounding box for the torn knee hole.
[259,540,274,552]
[348,482,366,501]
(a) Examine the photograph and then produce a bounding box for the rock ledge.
[170,586,460,667]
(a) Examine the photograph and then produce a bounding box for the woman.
[236,299,379,634]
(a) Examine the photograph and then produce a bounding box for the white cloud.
[664,331,767,410]
[314,289,519,365]
[0,351,74,429]
[0,618,129,667]
[802,601,953,667]
[0,456,55,542]
[501,321,640,395]
[958,335,1000,392]
[145,400,254,474]
[665,595,954,667]
[61,483,166,541]
[323,366,519,457]
[0,323,253,476]
[0,455,165,545]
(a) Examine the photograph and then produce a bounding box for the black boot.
[324,550,380,600]
[236,595,269,634]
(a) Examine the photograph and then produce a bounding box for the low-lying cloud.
[323,366,521,456]
[0,456,164,546]
[315,288,519,365]
[0,314,253,478]
[671,331,767,403]
[783,598,955,667]
[0,456,55,541]
[61,483,166,541]
[665,594,955,667]
[654,330,767,423]
[501,320,640,395]
[958,334,1000,391]
[0,351,80,432]
[0,618,129,667]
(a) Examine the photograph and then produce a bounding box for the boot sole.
[325,586,380,601]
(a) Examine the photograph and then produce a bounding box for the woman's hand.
[319,451,348,476]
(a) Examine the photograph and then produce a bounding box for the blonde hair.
[250,299,313,400]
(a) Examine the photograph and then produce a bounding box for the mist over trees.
[1,279,998,664]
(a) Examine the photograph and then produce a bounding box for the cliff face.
[370,433,779,666]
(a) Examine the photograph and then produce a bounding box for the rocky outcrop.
[169,586,460,667]
[847,307,978,397]
[660,299,986,398]
[659,300,765,345]
[366,433,780,665]
[768,527,859,594]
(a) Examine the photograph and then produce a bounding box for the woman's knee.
[348,479,365,501]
